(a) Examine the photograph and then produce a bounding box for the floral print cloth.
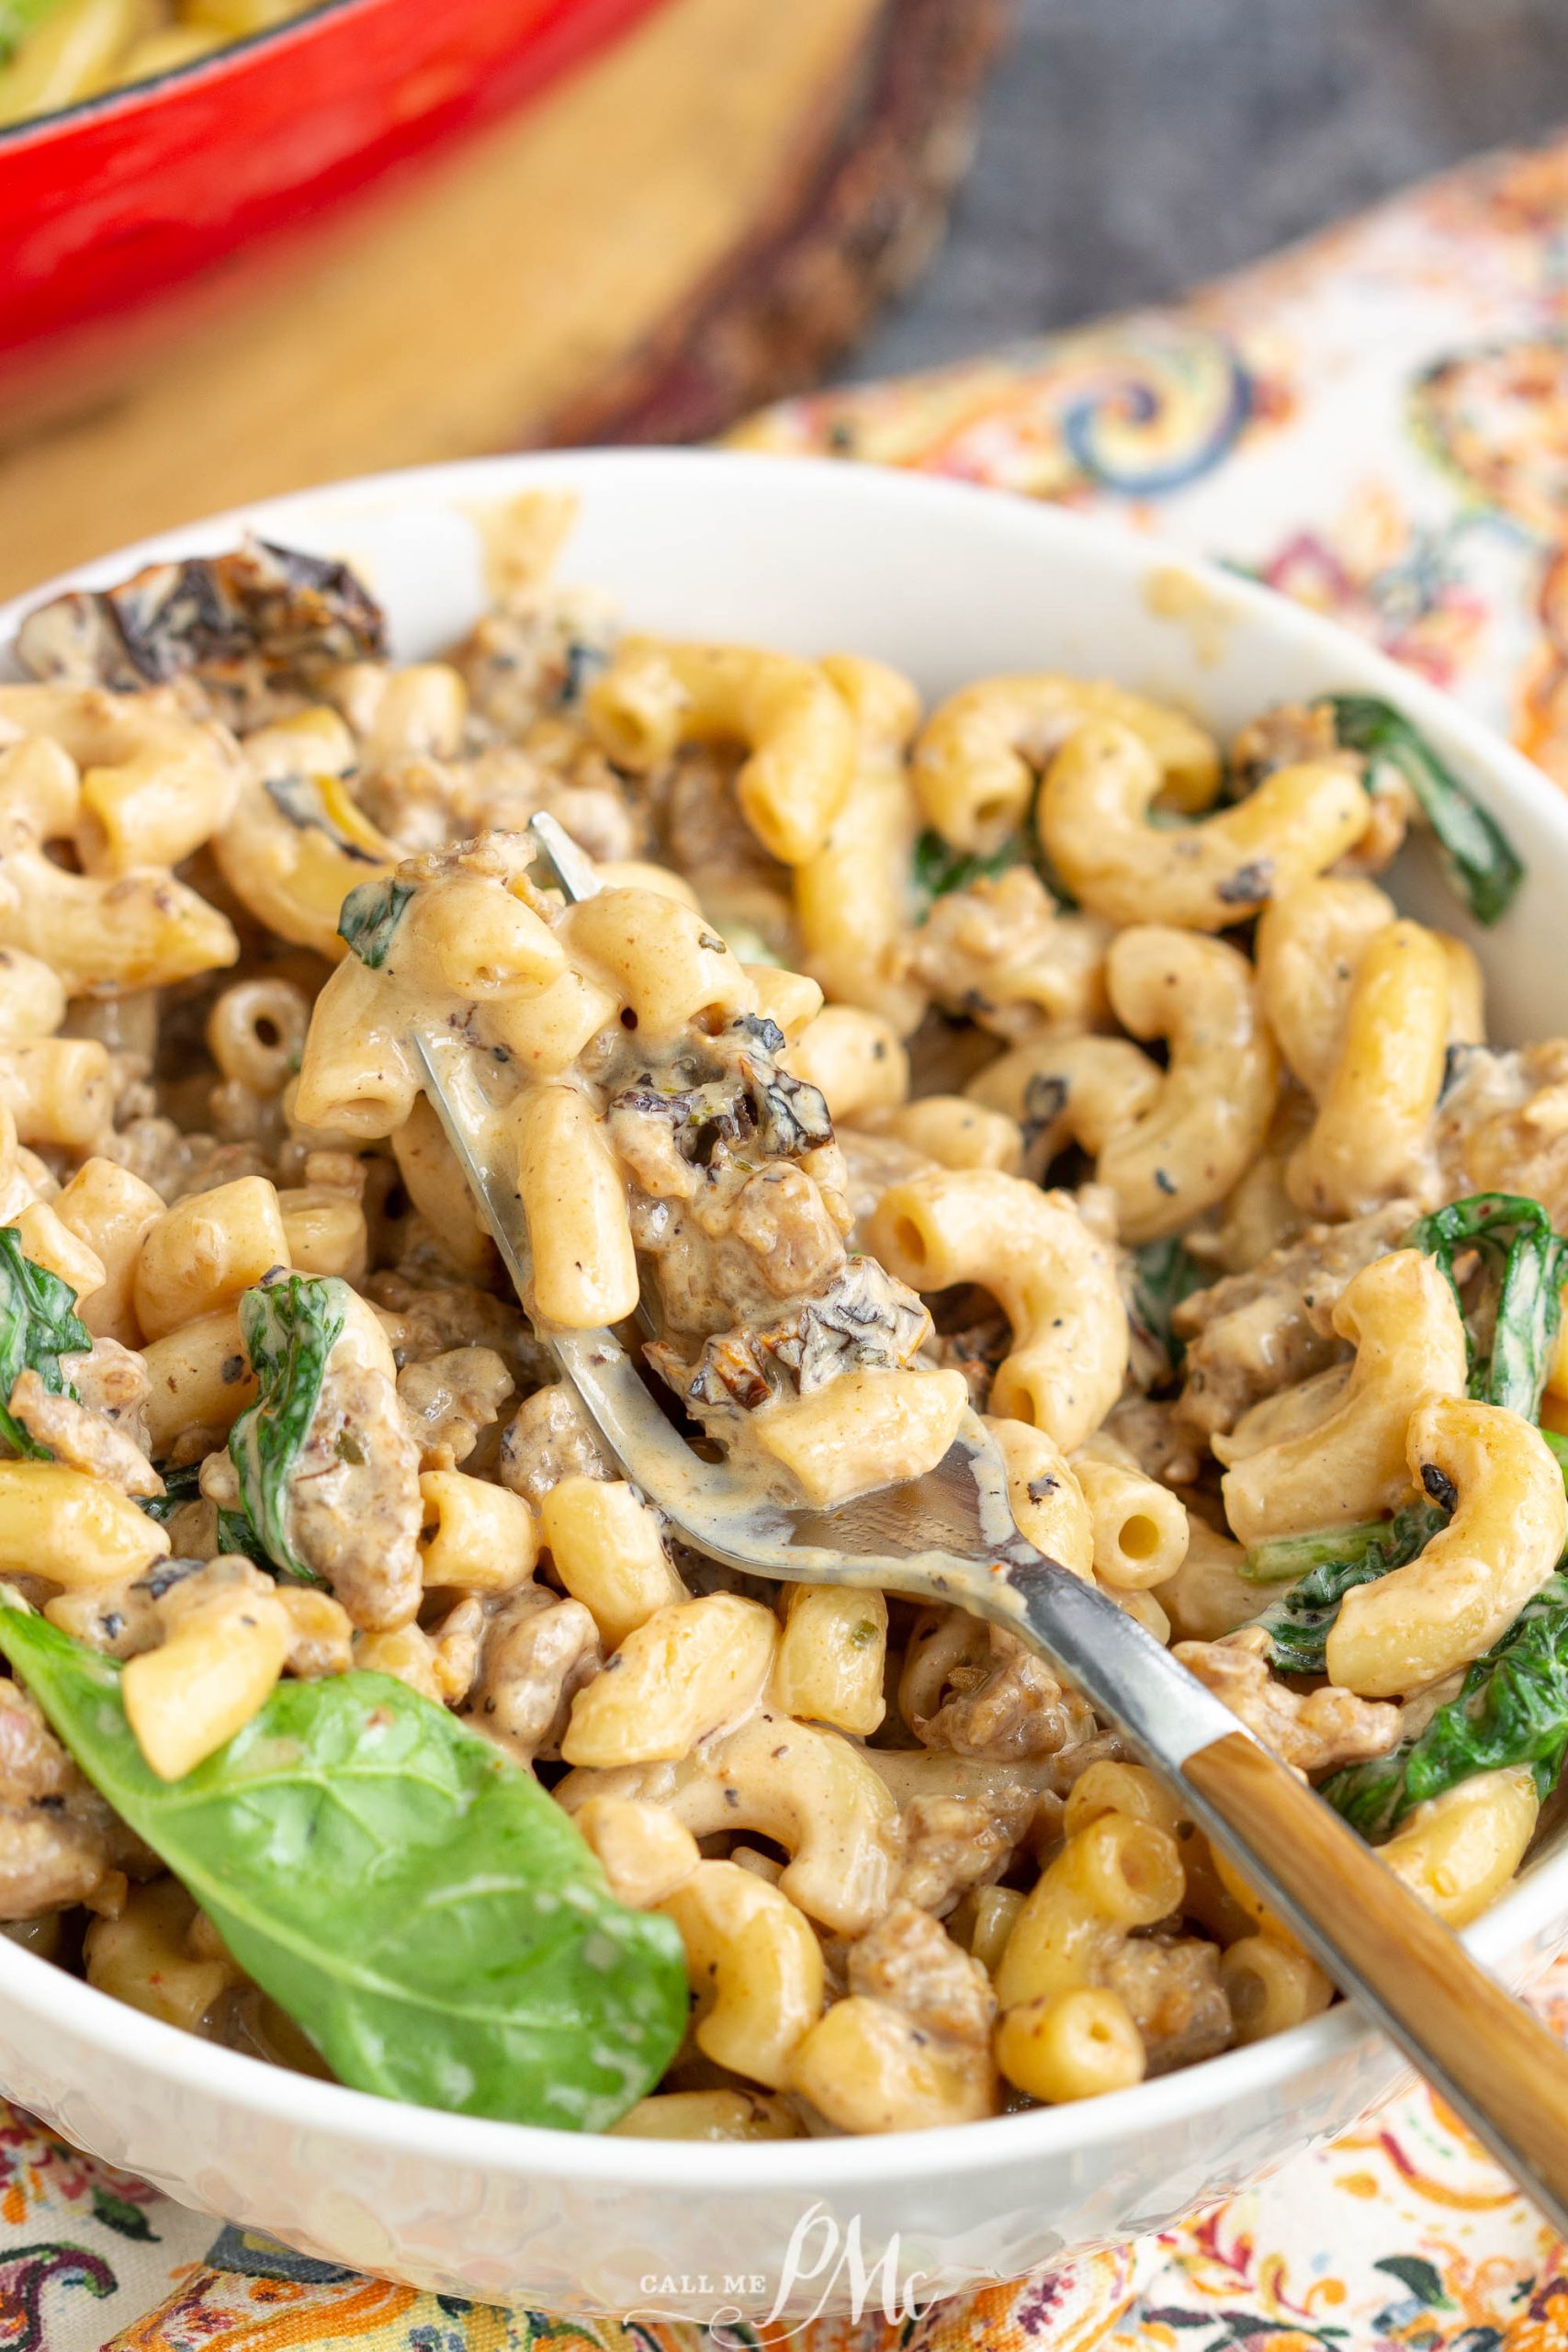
[12,118,1568,2352]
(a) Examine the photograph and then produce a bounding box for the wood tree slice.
[0,0,1004,601]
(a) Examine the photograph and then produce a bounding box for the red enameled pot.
[0,0,667,359]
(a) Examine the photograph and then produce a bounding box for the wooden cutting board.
[0,0,1003,600]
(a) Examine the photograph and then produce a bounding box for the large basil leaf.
[0,1603,687,2130]
[0,1230,93,1461]
[225,1272,345,1583]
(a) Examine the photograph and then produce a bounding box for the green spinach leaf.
[0,1602,687,2130]
[909,829,1024,912]
[225,1273,344,1584]
[139,1462,201,1527]
[0,1230,93,1462]
[1250,1500,1448,1675]
[1325,1571,1568,1841]
[1324,695,1523,924]
[1404,1193,1568,1422]
[338,876,414,969]
[1128,1238,1208,1382]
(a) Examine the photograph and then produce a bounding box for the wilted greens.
[224,1273,346,1583]
[1324,695,1523,924]
[0,1230,92,1462]
[0,1601,688,2130]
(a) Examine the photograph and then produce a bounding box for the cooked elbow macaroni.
[0,514,1562,2140]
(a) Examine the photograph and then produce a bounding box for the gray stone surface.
[847,0,1568,379]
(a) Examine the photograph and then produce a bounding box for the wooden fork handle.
[1185,1732,1568,2233]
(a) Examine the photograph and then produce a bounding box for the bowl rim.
[0,0,368,153]
[3,441,1568,2191]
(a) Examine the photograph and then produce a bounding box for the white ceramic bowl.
[4,449,1568,2319]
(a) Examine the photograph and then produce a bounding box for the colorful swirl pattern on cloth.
[12,117,1568,2352]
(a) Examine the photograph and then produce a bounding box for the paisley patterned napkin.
[12,119,1568,2352]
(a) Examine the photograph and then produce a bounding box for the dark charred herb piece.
[15,537,386,693]
[138,1462,202,1527]
[339,876,416,969]
[1323,695,1523,923]
[1248,1500,1449,1675]
[0,1231,92,1463]
[1404,1193,1568,1422]
[1325,1572,1568,1840]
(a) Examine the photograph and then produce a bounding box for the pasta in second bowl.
[1,448,1568,2315]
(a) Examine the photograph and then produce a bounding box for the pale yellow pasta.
[1063,1758,1186,1842]
[206,978,311,1098]
[211,764,398,961]
[509,1084,637,1329]
[1154,1517,1258,1643]
[0,950,66,1048]
[329,662,468,766]
[1289,921,1453,1218]
[560,1593,777,1769]
[140,1306,256,1455]
[291,956,420,1139]
[744,964,823,1040]
[1255,877,1399,1097]
[353,1623,444,1704]
[657,1860,824,2089]
[572,1796,701,1907]
[1380,1769,1540,1927]
[995,1813,1185,2010]
[1327,1398,1568,1696]
[1071,1434,1190,1591]
[1218,1249,1469,1545]
[747,1367,969,1507]
[9,1202,105,1309]
[785,1005,909,1121]
[859,1097,1023,1174]
[1038,718,1368,930]
[770,1585,887,1734]
[593,861,703,910]
[0,684,240,876]
[482,967,621,1078]
[987,1415,1095,1578]
[395,876,565,1001]
[386,1097,493,1281]
[789,1995,996,2131]
[961,1884,1027,1975]
[966,1033,1162,1182]
[586,639,858,865]
[912,673,1221,854]
[0,1040,114,1155]
[795,655,926,1034]
[123,1584,289,1781]
[609,2090,801,2141]
[1218,1937,1334,2044]
[0,736,236,993]
[1096,927,1280,1244]
[133,1176,290,1342]
[560,889,756,1044]
[867,1170,1127,1448]
[994,1985,1145,2103]
[0,1463,168,1589]
[539,1477,687,1649]
[418,1471,539,1595]
[558,1707,899,1934]
[51,1157,164,1345]
[0,0,148,121]
[276,1188,367,1283]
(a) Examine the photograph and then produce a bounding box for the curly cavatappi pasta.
[0,504,1562,2140]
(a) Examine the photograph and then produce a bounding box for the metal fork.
[411,811,1568,2227]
